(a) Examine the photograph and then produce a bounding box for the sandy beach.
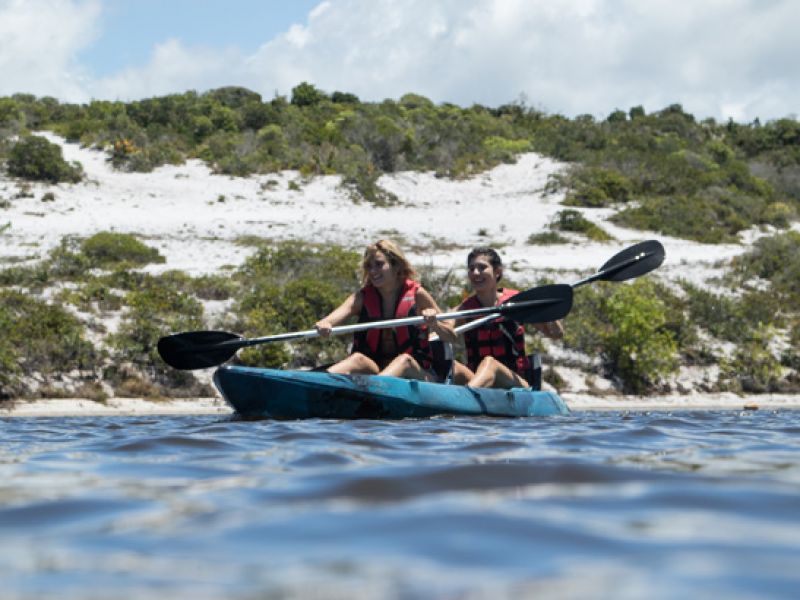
[3,392,799,418]
[2,133,799,416]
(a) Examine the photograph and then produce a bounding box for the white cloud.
[1,0,798,121]
[93,39,244,100]
[0,0,101,100]
[237,0,800,120]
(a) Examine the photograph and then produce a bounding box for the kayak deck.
[214,365,569,420]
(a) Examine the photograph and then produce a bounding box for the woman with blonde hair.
[315,240,457,381]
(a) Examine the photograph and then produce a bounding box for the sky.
[0,0,798,122]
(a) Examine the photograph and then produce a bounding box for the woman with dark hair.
[314,240,457,381]
[454,247,563,389]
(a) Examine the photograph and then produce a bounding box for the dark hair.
[467,247,503,281]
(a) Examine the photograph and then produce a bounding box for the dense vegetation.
[1,229,799,398]
[2,87,798,240]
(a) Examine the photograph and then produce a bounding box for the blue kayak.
[213,365,569,420]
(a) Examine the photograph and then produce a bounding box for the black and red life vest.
[351,279,431,368]
[460,288,531,376]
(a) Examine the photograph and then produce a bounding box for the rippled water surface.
[2,409,799,599]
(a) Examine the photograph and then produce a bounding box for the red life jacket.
[351,279,431,368]
[460,288,531,377]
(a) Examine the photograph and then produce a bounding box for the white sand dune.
[2,132,753,283]
[2,133,797,415]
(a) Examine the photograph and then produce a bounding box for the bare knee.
[328,352,379,375]
[469,356,500,388]
[477,356,499,371]
[393,354,416,370]
[351,352,379,372]
[380,353,436,381]
[381,353,416,376]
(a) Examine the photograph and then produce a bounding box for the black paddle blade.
[598,240,665,282]
[157,330,243,370]
[499,284,573,323]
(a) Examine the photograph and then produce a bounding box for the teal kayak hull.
[214,365,569,420]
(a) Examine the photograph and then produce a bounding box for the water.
[2,410,799,599]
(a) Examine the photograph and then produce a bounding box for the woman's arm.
[416,288,458,344]
[315,291,362,336]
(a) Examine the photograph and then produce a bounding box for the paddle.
[448,239,665,337]
[157,283,573,370]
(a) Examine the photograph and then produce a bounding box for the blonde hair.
[361,239,416,285]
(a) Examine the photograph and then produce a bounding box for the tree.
[291,82,328,107]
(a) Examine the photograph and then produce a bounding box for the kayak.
[213,365,570,420]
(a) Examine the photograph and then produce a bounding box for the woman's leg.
[327,352,380,375]
[467,356,529,389]
[379,354,437,382]
[451,361,475,386]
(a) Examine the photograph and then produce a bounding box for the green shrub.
[232,242,361,368]
[110,275,206,395]
[0,263,51,289]
[81,232,165,268]
[44,232,164,279]
[728,231,800,301]
[482,136,532,163]
[189,273,237,300]
[7,135,83,183]
[564,280,679,393]
[611,191,765,244]
[681,283,781,343]
[551,209,614,241]
[0,290,100,397]
[781,321,800,370]
[603,281,679,392]
[719,328,783,392]
[563,167,633,207]
[526,231,570,245]
[761,202,794,228]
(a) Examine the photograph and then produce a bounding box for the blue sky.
[1,0,798,121]
[84,0,321,76]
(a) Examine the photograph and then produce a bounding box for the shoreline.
[2,393,799,417]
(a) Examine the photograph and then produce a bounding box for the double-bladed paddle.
[448,239,666,337]
[157,283,573,370]
[158,240,664,370]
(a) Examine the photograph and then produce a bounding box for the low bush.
[682,283,782,343]
[526,231,570,245]
[46,232,164,279]
[562,166,633,207]
[110,274,207,395]
[81,232,165,268]
[482,136,532,163]
[728,231,800,302]
[7,135,83,183]
[0,290,101,397]
[341,161,399,206]
[611,189,772,244]
[564,280,679,393]
[232,241,361,368]
[719,328,783,392]
[550,209,614,241]
[58,277,124,312]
